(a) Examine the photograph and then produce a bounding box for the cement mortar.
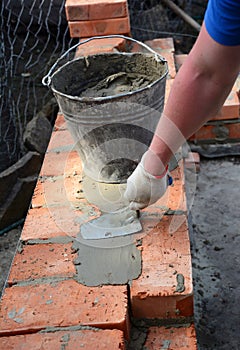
[53,53,166,99]
[80,71,156,98]
[73,234,142,286]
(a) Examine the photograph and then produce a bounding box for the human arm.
[145,22,240,175]
[125,22,240,209]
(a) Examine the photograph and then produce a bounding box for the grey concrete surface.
[186,157,240,350]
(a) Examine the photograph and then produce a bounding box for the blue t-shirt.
[204,0,240,46]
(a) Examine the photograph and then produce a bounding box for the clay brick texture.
[7,243,77,285]
[68,17,130,38]
[0,281,129,337]
[144,324,198,349]
[75,37,126,57]
[130,214,193,319]
[188,120,240,142]
[0,329,126,350]
[65,0,128,21]
[65,0,130,38]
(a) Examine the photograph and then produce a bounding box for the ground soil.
[0,156,239,349]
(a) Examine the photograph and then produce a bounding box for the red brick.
[131,37,174,52]
[34,157,186,239]
[8,243,77,286]
[65,0,128,21]
[130,215,193,319]
[32,172,98,210]
[47,129,75,153]
[53,113,67,131]
[75,37,126,57]
[0,329,126,350]
[212,90,239,121]
[36,158,185,214]
[184,152,200,173]
[31,179,66,208]
[68,17,130,38]
[21,207,82,241]
[189,120,240,142]
[40,150,82,177]
[167,161,187,212]
[174,53,187,71]
[165,78,173,103]
[31,174,82,208]
[144,324,197,349]
[0,280,129,337]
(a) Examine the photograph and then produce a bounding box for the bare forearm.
[145,24,240,175]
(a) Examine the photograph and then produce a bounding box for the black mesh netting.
[0,0,206,173]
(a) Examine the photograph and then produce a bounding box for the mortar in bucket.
[42,35,168,239]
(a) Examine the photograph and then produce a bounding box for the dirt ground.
[0,155,239,349]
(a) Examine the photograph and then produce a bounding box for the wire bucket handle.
[42,34,167,87]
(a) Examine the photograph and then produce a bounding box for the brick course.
[68,17,130,37]
[144,324,197,349]
[131,215,193,319]
[0,38,198,348]
[65,0,128,21]
[75,37,126,56]
[0,329,126,350]
[8,243,77,286]
[0,281,129,337]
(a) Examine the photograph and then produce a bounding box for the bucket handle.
[42,34,167,87]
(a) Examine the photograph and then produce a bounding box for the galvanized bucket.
[42,35,168,183]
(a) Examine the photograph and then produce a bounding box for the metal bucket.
[43,35,168,183]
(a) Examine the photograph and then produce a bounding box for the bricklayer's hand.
[124,153,172,210]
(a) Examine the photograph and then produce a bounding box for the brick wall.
[0,28,199,348]
[3,1,239,348]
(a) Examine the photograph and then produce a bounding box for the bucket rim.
[49,51,168,103]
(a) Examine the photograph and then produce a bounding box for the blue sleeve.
[204,0,240,46]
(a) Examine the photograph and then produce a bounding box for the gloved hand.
[124,153,172,210]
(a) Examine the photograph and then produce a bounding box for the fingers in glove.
[129,201,148,211]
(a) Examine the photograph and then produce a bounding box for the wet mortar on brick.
[72,234,142,286]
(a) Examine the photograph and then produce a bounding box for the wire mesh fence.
[0,0,76,172]
[0,0,206,173]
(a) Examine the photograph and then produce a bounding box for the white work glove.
[124,153,172,210]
